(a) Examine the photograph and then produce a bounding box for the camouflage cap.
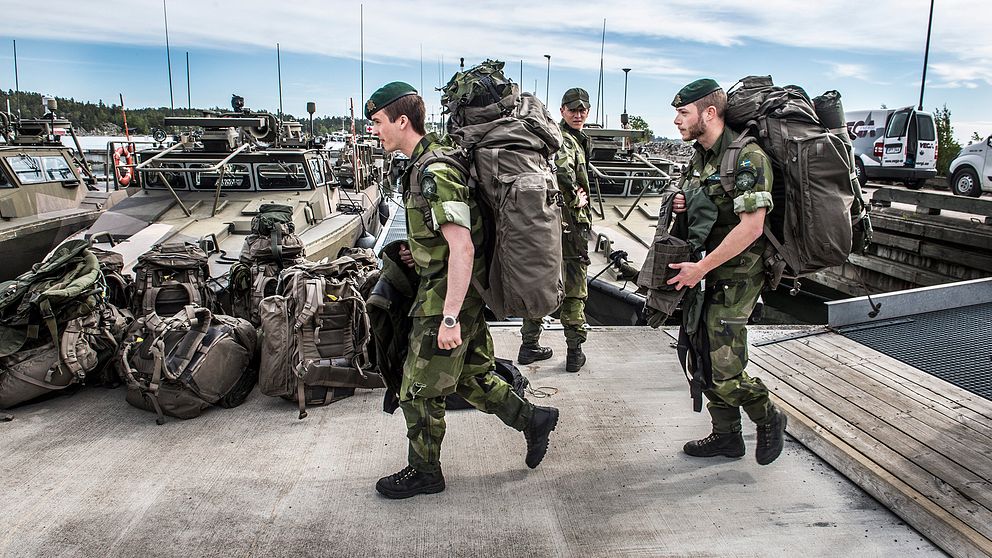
[561,87,591,110]
[365,82,418,119]
[672,78,721,108]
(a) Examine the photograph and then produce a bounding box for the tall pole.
[186,51,191,110]
[277,43,283,125]
[596,19,606,125]
[519,60,523,87]
[544,54,551,105]
[360,4,364,112]
[163,0,174,112]
[12,40,20,117]
[621,68,631,129]
[918,0,935,111]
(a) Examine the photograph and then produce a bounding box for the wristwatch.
[441,315,459,328]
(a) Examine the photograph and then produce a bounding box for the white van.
[845,107,938,189]
[947,134,992,197]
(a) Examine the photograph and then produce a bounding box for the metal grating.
[379,200,407,248]
[839,302,992,400]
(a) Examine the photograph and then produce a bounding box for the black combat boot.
[375,466,445,499]
[518,343,553,365]
[683,431,746,458]
[565,347,586,372]
[755,407,788,465]
[524,405,559,468]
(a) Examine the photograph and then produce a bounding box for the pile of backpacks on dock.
[0,204,384,424]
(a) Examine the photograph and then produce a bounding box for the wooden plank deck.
[750,331,992,558]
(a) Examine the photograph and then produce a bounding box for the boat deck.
[746,328,992,558]
[0,327,953,557]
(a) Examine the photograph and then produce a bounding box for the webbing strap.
[6,366,73,390]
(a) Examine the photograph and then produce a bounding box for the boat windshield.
[257,162,309,190]
[629,173,667,196]
[39,155,75,182]
[190,163,252,191]
[6,155,46,184]
[0,167,11,188]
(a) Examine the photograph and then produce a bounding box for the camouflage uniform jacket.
[678,127,774,336]
[679,127,773,283]
[402,133,487,317]
[557,120,592,252]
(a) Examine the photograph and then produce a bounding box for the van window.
[885,111,910,138]
[916,114,935,141]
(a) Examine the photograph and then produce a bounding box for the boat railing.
[588,152,671,220]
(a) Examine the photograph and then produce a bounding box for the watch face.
[442,316,457,327]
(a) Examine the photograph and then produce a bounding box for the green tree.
[628,115,653,142]
[934,105,961,177]
[971,131,984,144]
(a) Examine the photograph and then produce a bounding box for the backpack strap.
[409,148,470,195]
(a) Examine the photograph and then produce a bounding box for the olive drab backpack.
[132,243,215,318]
[0,240,130,408]
[722,75,872,290]
[258,249,384,419]
[439,59,565,320]
[118,306,258,424]
[230,203,307,325]
[91,247,134,310]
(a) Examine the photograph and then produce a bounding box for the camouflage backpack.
[230,203,307,326]
[132,243,215,318]
[0,240,130,408]
[438,59,565,320]
[118,305,258,424]
[91,246,135,310]
[258,249,384,419]
[722,75,872,290]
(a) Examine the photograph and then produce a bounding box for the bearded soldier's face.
[674,104,706,142]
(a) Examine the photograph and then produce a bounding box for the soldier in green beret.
[518,86,592,373]
[667,78,788,465]
[366,81,560,499]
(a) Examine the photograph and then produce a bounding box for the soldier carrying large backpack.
[364,78,560,500]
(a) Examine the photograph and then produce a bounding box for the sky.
[1,0,990,144]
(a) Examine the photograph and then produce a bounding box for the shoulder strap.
[718,131,757,196]
[410,147,470,195]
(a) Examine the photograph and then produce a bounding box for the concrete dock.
[0,327,943,557]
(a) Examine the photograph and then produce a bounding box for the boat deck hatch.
[838,302,992,400]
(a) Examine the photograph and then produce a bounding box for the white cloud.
[2,0,990,86]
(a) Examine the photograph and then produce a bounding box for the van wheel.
[951,168,981,197]
[904,180,923,190]
[855,159,867,188]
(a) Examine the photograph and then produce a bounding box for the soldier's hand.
[667,261,705,290]
[672,192,686,214]
[437,324,462,351]
[576,188,589,208]
[398,243,415,268]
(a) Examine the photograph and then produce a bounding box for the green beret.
[672,78,721,108]
[561,87,590,110]
[365,82,418,119]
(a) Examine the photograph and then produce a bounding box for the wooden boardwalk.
[750,330,992,558]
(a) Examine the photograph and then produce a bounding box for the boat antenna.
[163,0,175,112]
[519,59,523,87]
[277,43,284,128]
[460,57,464,71]
[186,51,191,110]
[119,93,132,143]
[12,40,20,118]
[360,4,364,118]
[595,18,606,125]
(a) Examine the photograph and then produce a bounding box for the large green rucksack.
[437,59,564,320]
[132,243,216,318]
[258,249,384,419]
[118,305,258,424]
[0,240,130,408]
[721,76,872,290]
[230,203,307,325]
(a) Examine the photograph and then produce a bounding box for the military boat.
[0,104,128,281]
[583,126,679,326]
[77,98,386,289]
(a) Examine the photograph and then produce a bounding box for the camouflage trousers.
[521,255,588,349]
[701,273,773,434]
[400,307,532,474]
